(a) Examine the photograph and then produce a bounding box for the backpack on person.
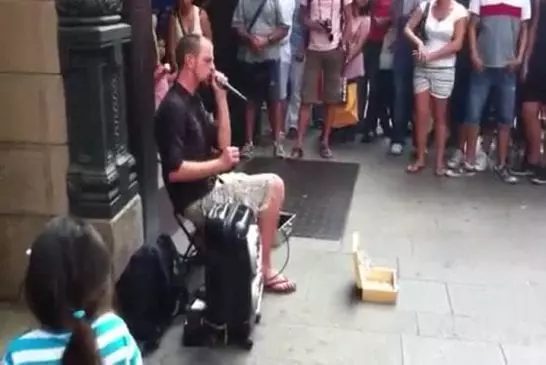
[116,234,189,354]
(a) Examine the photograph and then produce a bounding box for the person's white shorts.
[414,66,456,99]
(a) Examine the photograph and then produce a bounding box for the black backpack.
[116,234,188,354]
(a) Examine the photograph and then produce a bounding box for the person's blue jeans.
[465,68,517,127]
[391,38,414,145]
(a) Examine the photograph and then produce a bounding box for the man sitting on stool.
[155,34,296,294]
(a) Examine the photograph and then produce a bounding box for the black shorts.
[520,62,546,103]
[239,60,281,103]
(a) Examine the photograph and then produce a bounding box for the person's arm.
[300,0,322,32]
[167,12,179,68]
[404,4,426,49]
[232,1,254,45]
[511,0,531,68]
[427,12,468,61]
[342,1,354,43]
[524,0,540,62]
[213,86,231,151]
[156,105,226,183]
[346,18,370,64]
[199,9,213,41]
[266,0,293,45]
[467,0,483,68]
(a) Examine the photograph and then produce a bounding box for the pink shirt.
[343,16,370,79]
[301,0,353,52]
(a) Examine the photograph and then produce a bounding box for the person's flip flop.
[319,143,333,159]
[406,162,425,174]
[264,274,296,294]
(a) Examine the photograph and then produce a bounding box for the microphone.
[214,72,248,102]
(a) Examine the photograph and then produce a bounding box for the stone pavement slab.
[402,336,506,365]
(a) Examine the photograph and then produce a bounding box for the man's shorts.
[520,63,546,104]
[414,66,456,99]
[301,48,345,104]
[184,172,278,225]
[240,60,289,103]
[465,68,517,127]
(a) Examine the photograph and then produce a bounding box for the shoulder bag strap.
[247,0,269,33]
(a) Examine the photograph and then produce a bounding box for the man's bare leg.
[258,174,296,293]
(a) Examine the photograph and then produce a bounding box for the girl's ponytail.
[62,311,101,365]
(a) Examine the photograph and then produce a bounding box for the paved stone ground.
[146,135,546,365]
[2,134,546,365]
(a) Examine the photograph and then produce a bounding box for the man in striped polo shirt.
[462,0,531,183]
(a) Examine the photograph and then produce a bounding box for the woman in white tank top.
[167,0,213,69]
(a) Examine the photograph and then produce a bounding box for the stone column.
[56,0,144,280]
[0,0,69,301]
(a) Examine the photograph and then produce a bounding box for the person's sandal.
[291,147,304,159]
[406,162,425,174]
[264,274,296,294]
[319,143,333,159]
[434,167,447,177]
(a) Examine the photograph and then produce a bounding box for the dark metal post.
[121,0,161,245]
[57,0,139,219]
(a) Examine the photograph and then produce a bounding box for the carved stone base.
[87,195,143,280]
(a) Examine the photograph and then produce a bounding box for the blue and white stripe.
[1,312,142,365]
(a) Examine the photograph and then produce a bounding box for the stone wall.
[0,0,69,301]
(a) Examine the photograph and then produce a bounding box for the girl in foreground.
[1,217,142,365]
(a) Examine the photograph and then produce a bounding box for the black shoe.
[530,167,546,185]
[510,161,538,177]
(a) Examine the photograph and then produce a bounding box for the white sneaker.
[475,149,488,172]
[447,150,463,169]
[389,143,403,155]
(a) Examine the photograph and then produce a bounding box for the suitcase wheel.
[239,337,254,350]
[255,313,261,324]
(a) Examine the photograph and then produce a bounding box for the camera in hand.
[319,19,334,42]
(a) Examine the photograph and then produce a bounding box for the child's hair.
[24,216,112,365]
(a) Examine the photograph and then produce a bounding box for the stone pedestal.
[0,0,145,302]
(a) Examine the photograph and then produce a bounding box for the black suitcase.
[182,203,263,349]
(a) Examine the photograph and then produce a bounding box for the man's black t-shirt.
[154,82,218,213]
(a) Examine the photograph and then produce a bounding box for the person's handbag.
[329,81,358,129]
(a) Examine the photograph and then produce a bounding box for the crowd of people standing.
[153,0,546,185]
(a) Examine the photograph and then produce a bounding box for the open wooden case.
[352,232,398,304]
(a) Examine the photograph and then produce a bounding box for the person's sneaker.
[273,142,286,158]
[475,149,489,172]
[510,161,538,177]
[445,162,477,177]
[447,149,463,169]
[530,167,546,185]
[494,165,519,184]
[241,143,255,159]
[389,143,403,156]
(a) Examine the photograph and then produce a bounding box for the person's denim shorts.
[465,68,517,127]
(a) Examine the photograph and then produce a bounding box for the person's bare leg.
[466,125,480,164]
[522,101,541,165]
[407,91,430,172]
[267,100,283,143]
[245,102,256,144]
[497,124,510,166]
[294,103,312,148]
[322,103,334,147]
[258,175,296,293]
[432,96,448,174]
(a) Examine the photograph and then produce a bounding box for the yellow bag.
[329,82,358,129]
